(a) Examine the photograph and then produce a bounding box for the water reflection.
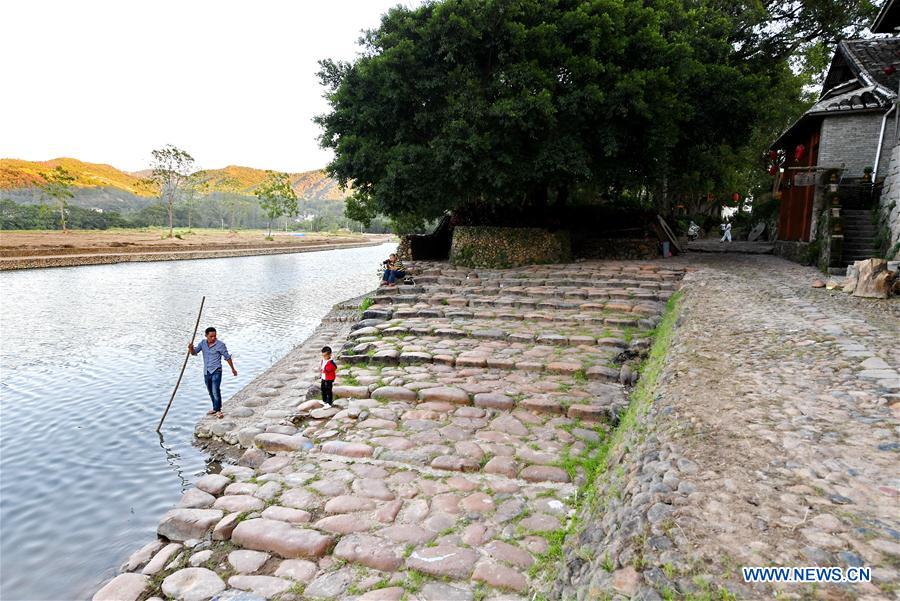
[0,242,394,601]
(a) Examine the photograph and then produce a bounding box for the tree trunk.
[167,198,174,238]
[188,199,193,230]
[59,202,67,233]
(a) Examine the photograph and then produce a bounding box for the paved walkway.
[570,253,899,600]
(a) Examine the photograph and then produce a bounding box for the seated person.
[381,253,406,286]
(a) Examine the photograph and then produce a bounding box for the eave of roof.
[872,0,900,34]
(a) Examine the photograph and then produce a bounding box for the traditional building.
[769,30,899,268]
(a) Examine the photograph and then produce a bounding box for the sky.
[0,1,419,173]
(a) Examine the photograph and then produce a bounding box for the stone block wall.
[878,144,900,259]
[449,226,571,268]
[774,240,814,265]
[573,237,661,260]
[818,113,891,178]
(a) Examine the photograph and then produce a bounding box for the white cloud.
[0,0,418,173]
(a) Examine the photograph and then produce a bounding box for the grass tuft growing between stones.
[528,291,684,589]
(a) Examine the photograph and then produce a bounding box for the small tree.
[254,171,297,238]
[148,145,194,237]
[40,166,76,233]
[183,171,209,231]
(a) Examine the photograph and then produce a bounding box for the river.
[0,242,395,601]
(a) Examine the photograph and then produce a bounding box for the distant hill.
[0,158,348,204]
[1,157,150,195]
[197,165,348,201]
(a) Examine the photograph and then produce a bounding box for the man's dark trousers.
[204,368,223,411]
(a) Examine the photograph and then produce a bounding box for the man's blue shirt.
[192,339,232,373]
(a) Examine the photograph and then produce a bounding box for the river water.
[0,242,395,601]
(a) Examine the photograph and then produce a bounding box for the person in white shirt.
[720,222,732,243]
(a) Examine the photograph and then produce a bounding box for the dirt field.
[0,228,387,257]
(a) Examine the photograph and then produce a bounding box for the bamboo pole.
[157,296,206,432]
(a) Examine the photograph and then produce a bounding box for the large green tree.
[315,0,757,226]
[317,0,875,226]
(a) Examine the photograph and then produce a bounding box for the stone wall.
[449,226,571,268]
[878,144,900,259]
[572,237,661,260]
[818,113,892,178]
[774,240,814,265]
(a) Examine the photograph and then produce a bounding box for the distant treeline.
[0,197,394,233]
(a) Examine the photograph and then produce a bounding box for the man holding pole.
[189,327,237,419]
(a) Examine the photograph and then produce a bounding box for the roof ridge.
[842,36,900,42]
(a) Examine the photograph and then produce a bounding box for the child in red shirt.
[320,346,337,407]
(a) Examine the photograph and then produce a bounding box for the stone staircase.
[96,260,684,601]
[842,209,879,267]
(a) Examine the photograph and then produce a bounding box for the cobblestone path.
[95,261,683,601]
[556,254,900,601]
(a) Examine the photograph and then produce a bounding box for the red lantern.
[768,165,778,176]
[794,144,805,162]
[768,150,778,160]
[884,65,897,76]
[732,193,741,204]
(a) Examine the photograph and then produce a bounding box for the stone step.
[104,258,680,601]
[409,275,681,290]
[351,315,647,340]
[374,287,670,306]
[382,303,663,324]
[338,347,624,381]
[350,316,635,344]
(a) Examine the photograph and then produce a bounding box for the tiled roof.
[769,37,899,149]
[841,38,900,93]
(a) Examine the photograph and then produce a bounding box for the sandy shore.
[0,230,393,270]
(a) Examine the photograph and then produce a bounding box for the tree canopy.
[147,145,195,237]
[39,165,76,232]
[316,0,876,226]
[254,171,298,237]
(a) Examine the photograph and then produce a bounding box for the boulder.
[92,574,149,601]
[161,568,226,601]
[333,534,403,571]
[406,544,477,579]
[253,433,311,453]
[158,509,223,541]
[195,474,231,496]
[418,386,469,404]
[227,575,292,598]
[212,513,242,541]
[853,258,896,299]
[231,519,334,558]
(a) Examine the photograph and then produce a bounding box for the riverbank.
[0,229,392,270]
[94,259,684,601]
